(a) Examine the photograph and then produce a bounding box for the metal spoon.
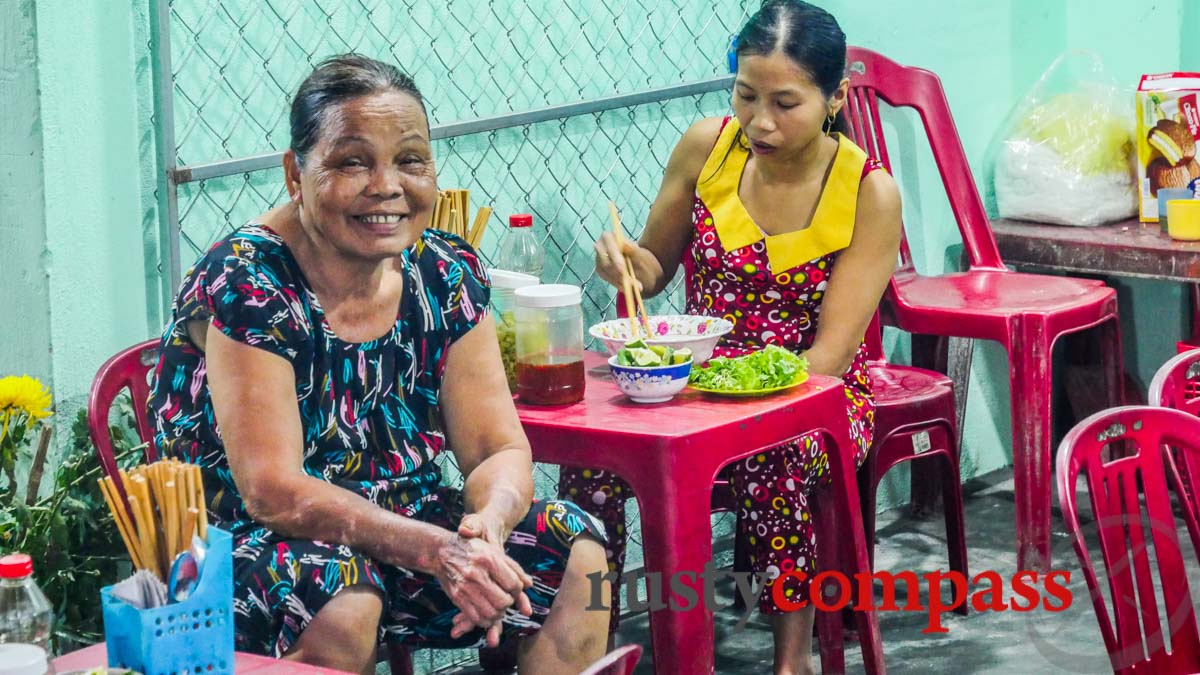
[167,549,199,603]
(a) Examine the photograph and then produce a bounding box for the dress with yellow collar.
[683,116,883,454]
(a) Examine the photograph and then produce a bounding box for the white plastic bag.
[993,52,1137,227]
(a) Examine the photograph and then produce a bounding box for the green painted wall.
[2,2,1196,666]
[817,0,1195,506]
[0,0,52,393]
[27,1,159,446]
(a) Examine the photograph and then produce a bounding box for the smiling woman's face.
[285,89,436,261]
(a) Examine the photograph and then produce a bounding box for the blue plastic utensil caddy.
[101,527,235,675]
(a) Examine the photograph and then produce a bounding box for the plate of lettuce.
[687,345,808,396]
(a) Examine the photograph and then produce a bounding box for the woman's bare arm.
[205,325,451,568]
[205,323,525,631]
[440,314,533,541]
[803,170,902,376]
[439,315,542,641]
[595,117,723,298]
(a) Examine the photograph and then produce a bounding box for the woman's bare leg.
[284,586,384,675]
[771,605,816,675]
[517,537,611,674]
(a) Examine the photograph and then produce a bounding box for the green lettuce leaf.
[688,345,808,390]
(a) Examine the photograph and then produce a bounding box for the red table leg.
[810,391,886,675]
[622,454,719,675]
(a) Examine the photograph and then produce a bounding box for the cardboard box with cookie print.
[1137,73,1200,222]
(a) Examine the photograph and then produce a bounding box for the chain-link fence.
[157,1,752,670]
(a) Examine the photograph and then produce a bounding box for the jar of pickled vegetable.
[489,269,539,393]
[514,284,585,405]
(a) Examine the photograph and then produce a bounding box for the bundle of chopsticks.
[432,188,493,249]
[608,201,652,337]
[99,459,208,581]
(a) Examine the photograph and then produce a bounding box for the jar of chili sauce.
[514,284,585,405]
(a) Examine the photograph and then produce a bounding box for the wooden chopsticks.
[100,459,208,581]
[432,188,493,249]
[608,201,651,337]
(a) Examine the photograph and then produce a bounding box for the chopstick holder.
[101,527,234,674]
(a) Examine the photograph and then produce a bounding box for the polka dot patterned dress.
[560,116,881,622]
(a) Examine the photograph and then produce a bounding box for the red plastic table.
[52,643,349,673]
[517,352,885,675]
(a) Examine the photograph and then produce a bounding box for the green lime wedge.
[627,347,662,366]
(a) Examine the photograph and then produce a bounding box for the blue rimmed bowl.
[608,355,693,403]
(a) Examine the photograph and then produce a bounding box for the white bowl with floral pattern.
[607,355,693,403]
[590,315,733,364]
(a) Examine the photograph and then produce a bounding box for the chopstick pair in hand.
[607,201,652,338]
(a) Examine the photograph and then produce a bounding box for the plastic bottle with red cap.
[0,553,52,651]
[495,213,544,280]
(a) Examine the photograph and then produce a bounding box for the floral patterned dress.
[560,117,880,618]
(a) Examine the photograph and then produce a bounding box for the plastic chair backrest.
[1148,349,1200,518]
[842,47,1005,275]
[863,312,884,362]
[579,644,643,675]
[87,339,160,489]
[1056,406,1200,674]
[1149,349,1200,415]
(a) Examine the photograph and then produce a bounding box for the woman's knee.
[305,585,384,648]
[284,586,384,672]
[567,534,609,571]
[549,538,611,653]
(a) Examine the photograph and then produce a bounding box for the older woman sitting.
[147,54,610,674]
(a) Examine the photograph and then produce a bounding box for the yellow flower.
[0,375,53,420]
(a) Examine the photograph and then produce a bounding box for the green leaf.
[688,345,808,391]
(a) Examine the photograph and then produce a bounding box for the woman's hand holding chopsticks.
[593,231,644,291]
[599,202,653,336]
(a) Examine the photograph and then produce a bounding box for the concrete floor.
[440,468,1200,674]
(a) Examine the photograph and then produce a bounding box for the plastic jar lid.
[488,269,540,290]
[515,284,582,308]
[0,553,33,578]
[509,214,533,228]
[0,644,49,675]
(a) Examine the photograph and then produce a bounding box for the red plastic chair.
[87,339,162,506]
[1056,406,1200,674]
[844,46,1124,571]
[1148,349,1200,517]
[88,340,417,675]
[860,315,969,595]
[631,287,969,624]
[579,644,643,675]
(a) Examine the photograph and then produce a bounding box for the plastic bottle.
[0,555,52,650]
[0,644,53,675]
[495,214,544,280]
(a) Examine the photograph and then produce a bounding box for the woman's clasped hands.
[436,511,534,646]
